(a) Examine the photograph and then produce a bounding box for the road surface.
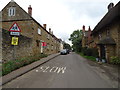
[2,52,118,88]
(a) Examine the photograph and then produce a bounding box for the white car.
[60,49,67,55]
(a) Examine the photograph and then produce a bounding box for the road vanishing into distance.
[2,52,118,88]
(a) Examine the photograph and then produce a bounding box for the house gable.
[1,1,32,22]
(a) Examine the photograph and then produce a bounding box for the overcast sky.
[0,0,119,45]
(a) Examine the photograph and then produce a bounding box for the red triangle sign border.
[9,22,21,32]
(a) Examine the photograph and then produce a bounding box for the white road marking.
[54,67,59,72]
[49,67,59,72]
[43,66,50,72]
[39,66,66,74]
[39,66,44,72]
[36,70,38,72]
[57,67,66,74]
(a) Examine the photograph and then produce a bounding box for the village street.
[2,52,118,88]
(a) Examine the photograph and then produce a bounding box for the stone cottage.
[0,0,61,62]
[91,2,120,63]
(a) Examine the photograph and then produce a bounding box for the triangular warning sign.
[9,22,21,32]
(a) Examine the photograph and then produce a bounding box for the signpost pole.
[12,36,15,60]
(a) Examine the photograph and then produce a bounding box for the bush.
[110,56,120,65]
[82,47,87,55]
[81,47,99,58]
[2,54,48,76]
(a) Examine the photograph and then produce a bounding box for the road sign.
[9,22,21,32]
[11,37,19,45]
[10,32,20,36]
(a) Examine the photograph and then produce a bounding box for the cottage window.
[38,28,41,35]
[8,7,15,16]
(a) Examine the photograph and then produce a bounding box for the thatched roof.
[92,1,120,35]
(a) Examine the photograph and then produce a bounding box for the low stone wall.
[2,29,33,63]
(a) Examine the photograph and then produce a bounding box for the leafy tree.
[63,43,71,50]
[69,29,82,52]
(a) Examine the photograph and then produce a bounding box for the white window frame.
[8,7,16,16]
[38,28,41,35]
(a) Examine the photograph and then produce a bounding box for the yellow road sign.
[11,37,18,45]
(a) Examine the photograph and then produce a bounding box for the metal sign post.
[11,36,19,60]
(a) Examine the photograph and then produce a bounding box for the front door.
[100,45,106,59]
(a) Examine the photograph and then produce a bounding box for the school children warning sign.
[9,22,21,32]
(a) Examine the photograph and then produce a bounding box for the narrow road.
[2,52,117,88]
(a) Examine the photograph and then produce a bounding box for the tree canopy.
[69,29,83,52]
[63,42,71,50]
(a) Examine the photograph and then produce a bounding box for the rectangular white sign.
[10,32,20,36]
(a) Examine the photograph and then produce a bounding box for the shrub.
[81,47,99,58]
[110,56,120,65]
[82,47,87,55]
[2,53,48,76]
[91,48,99,58]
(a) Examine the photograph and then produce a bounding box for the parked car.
[66,49,70,54]
[60,49,67,55]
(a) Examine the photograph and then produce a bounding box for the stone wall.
[2,29,33,62]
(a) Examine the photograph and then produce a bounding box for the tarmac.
[1,52,120,88]
[1,53,60,86]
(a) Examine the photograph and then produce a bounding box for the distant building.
[82,25,92,48]
[91,2,120,63]
[0,0,61,62]
[59,39,64,51]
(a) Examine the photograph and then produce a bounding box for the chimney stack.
[49,28,51,33]
[10,0,14,2]
[88,26,91,31]
[28,5,32,16]
[82,25,85,32]
[108,3,114,11]
[43,24,47,29]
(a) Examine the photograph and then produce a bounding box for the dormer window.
[8,7,16,16]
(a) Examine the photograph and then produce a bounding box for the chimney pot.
[88,26,91,31]
[49,28,51,33]
[43,24,47,29]
[108,3,114,11]
[28,5,32,16]
[83,25,85,31]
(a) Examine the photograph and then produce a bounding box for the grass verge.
[78,52,96,62]
[2,54,47,76]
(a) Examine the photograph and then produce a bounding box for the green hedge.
[110,56,120,65]
[82,47,99,58]
[2,54,47,76]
